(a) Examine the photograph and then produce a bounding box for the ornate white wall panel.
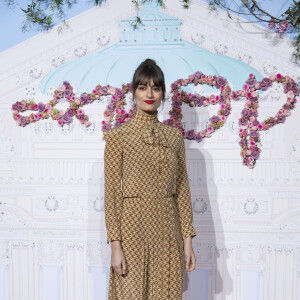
[1,0,300,299]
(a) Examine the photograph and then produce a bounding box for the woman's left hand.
[183,236,196,272]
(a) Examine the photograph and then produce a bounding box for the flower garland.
[164,71,232,142]
[11,80,132,132]
[238,73,298,168]
[11,72,299,169]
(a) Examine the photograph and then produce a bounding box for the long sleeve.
[175,133,197,240]
[104,128,123,245]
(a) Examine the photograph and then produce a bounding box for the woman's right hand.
[110,240,127,276]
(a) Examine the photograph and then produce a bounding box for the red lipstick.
[144,100,155,104]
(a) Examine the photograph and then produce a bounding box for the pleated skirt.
[108,196,185,300]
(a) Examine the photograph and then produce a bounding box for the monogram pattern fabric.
[104,109,196,299]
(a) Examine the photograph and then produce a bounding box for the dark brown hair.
[131,58,166,102]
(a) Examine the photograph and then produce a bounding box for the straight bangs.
[136,70,164,89]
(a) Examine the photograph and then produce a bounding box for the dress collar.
[132,109,159,126]
[130,109,168,174]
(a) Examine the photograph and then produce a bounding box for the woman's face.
[134,79,163,114]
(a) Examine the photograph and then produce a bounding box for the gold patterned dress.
[104,109,196,300]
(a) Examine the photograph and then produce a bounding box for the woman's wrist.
[183,236,192,245]
[111,240,122,249]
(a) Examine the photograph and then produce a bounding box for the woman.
[104,58,196,299]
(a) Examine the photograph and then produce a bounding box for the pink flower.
[268,21,276,29]
[257,124,263,130]
[276,73,282,79]
[287,91,295,98]
[200,131,206,137]
[277,20,290,34]
[254,83,260,89]
[59,85,66,92]
[242,130,248,136]
[243,84,249,90]
[251,91,258,97]
[58,120,63,126]
[270,74,276,81]
[250,116,255,121]
[108,86,116,94]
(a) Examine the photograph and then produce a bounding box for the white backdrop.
[0,0,300,299]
